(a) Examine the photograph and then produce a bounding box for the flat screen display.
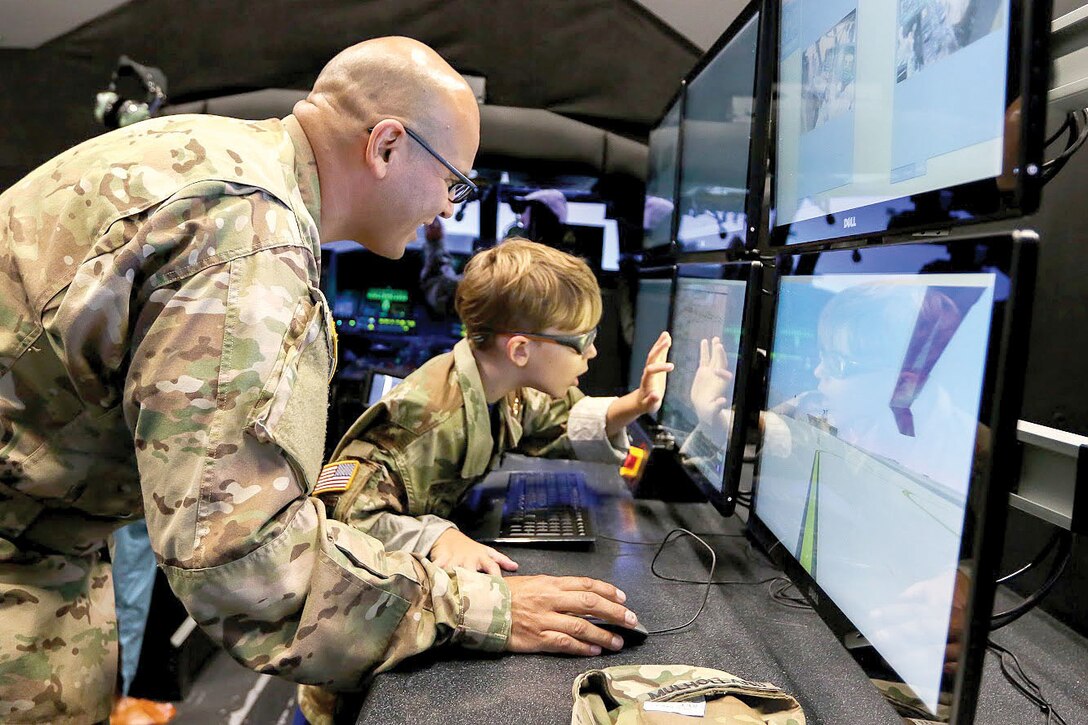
[643,93,683,251]
[628,267,674,395]
[771,0,1047,246]
[751,235,1036,723]
[498,199,620,272]
[676,8,761,253]
[659,262,760,514]
[367,373,405,407]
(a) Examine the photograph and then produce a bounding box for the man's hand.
[690,337,732,428]
[636,331,674,416]
[505,575,638,655]
[429,528,518,575]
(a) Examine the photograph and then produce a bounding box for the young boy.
[316,238,672,574]
[299,239,671,723]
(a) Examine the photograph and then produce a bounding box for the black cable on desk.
[597,532,745,546]
[987,640,1069,725]
[643,529,717,635]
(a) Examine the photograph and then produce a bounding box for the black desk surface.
[356,457,1088,725]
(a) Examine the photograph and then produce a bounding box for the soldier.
[0,37,635,724]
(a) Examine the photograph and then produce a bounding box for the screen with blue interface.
[660,272,749,492]
[367,373,405,407]
[754,244,1004,714]
[677,9,760,253]
[643,96,682,250]
[774,0,1012,245]
[628,275,673,394]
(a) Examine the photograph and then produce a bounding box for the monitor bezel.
[628,263,678,421]
[765,0,1052,250]
[641,84,686,257]
[748,231,1037,724]
[675,0,772,255]
[661,260,763,517]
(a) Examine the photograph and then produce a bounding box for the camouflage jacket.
[327,338,629,555]
[0,114,508,717]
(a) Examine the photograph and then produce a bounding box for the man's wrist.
[452,568,511,652]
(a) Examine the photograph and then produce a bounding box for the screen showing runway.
[755,269,997,712]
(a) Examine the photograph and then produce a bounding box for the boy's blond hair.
[456,238,602,349]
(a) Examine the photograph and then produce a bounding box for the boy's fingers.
[699,338,709,366]
[488,549,519,571]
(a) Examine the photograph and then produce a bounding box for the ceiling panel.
[0,0,131,48]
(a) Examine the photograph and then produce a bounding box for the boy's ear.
[506,336,532,367]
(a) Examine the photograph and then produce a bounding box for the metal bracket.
[1011,420,1087,533]
[1050,6,1088,112]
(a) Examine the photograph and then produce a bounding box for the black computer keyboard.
[496,471,595,546]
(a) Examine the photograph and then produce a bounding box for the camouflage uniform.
[571,665,806,724]
[300,338,629,723]
[324,338,629,555]
[0,114,509,724]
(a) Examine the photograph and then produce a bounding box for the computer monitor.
[414,200,481,255]
[643,88,684,252]
[658,262,762,515]
[567,201,620,272]
[367,372,405,407]
[769,0,1051,247]
[327,246,421,335]
[627,265,676,396]
[676,1,766,253]
[749,233,1037,724]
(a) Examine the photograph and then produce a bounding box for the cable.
[644,529,717,635]
[997,529,1064,585]
[987,640,1069,725]
[1044,113,1074,148]
[597,532,745,546]
[1042,108,1088,185]
[768,576,812,610]
[991,530,1073,631]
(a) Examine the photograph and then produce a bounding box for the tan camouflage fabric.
[326,337,627,555]
[0,114,509,724]
[871,678,949,723]
[572,665,806,725]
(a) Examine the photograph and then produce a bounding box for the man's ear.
[364,122,405,180]
[506,336,532,368]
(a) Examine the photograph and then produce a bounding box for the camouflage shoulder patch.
[312,460,360,496]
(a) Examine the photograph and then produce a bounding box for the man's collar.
[282,114,322,238]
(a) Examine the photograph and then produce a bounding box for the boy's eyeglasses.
[502,328,598,355]
[366,123,479,203]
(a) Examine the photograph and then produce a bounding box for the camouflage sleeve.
[516,389,627,463]
[326,442,457,556]
[124,195,509,689]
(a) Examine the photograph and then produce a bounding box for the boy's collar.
[453,339,496,478]
[453,340,526,478]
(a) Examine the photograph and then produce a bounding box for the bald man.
[0,37,633,724]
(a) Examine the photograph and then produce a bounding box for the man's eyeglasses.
[367,123,478,203]
[493,328,598,356]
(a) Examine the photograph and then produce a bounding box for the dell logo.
[843,217,857,229]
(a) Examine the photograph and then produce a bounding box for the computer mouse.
[583,616,650,648]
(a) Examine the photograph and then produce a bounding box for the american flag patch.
[313,460,360,496]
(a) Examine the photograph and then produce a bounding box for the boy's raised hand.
[429,527,519,575]
[636,331,674,415]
